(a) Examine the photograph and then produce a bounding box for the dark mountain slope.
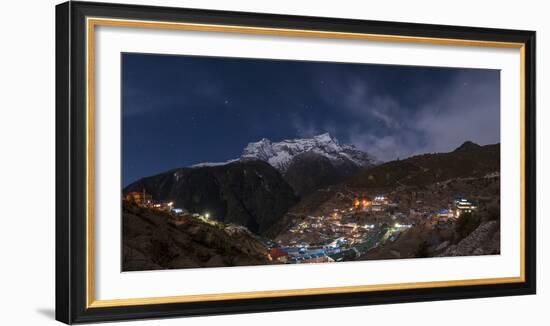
[283,151,361,196]
[453,140,482,153]
[346,142,499,189]
[122,202,271,271]
[124,160,298,235]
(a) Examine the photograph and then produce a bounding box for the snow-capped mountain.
[186,133,377,196]
[240,133,376,172]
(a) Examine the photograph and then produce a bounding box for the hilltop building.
[453,197,477,217]
[124,189,152,206]
[371,195,388,212]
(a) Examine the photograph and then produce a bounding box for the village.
[269,193,478,264]
[124,188,479,265]
[123,190,217,226]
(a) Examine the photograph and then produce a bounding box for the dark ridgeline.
[346,142,500,189]
[124,160,298,236]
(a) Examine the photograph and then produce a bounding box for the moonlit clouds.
[311,67,500,161]
[412,71,500,154]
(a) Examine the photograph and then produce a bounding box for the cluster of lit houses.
[125,189,478,265]
[278,195,398,264]
[124,190,213,224]
[271,221,414,264]
[351,195,391,213]
[435,196,478,222]
[347,193,477,223]
[124,190,168,209]
[275,193,478,264]
[269,238,349,264]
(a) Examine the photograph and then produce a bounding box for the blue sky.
[122,53,500,186]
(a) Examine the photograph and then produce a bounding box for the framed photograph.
[56,1,536,324]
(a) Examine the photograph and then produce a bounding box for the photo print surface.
[121,53,501,271]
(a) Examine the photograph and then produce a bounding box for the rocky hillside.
[122,201,271,271]
[347,142,499,189]
[124,160,298,235]
[357,192,501,261]
[437,221,500,256]
[283,151,362,196]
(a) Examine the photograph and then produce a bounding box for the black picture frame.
[56,1,536,324]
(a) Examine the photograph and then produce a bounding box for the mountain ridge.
[346,143,500,189]
[124,160,298,235]
[184,133,377,173]
[240,132,377,172]
[453,140,483,153]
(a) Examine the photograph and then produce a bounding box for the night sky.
[122,53,500,186]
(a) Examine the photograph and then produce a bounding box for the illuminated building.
[453,197,477,217]
[124,189,152,206]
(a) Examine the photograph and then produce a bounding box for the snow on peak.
[191,158,239,168]
[189,133,376,171]
[313,132,337,143]
[240,133,376,172]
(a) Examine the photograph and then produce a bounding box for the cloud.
[349,133,417,161]
[412,71,500,154]
[312,69,500,162]
[291,113,321,138]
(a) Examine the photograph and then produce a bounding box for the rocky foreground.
[357,210,500,261]
[122,201,271,271]
[438,220,500,257]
